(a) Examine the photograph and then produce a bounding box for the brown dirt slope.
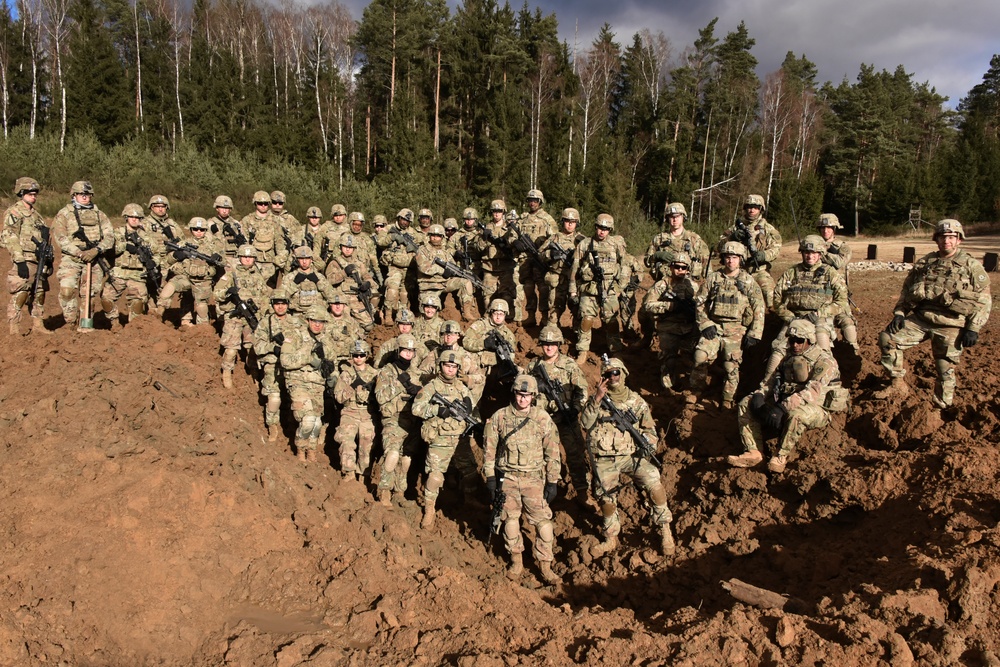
[1,240,999,666]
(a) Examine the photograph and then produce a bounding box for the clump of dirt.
[1,249,999,666]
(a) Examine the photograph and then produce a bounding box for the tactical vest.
[783,265,834,313]
[706,274,751,322]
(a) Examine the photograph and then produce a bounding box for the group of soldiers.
[2,178,992,583]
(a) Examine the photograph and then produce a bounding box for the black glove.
[210,223,220,234]
[484,335,498,352]
[15,262,29,279]
[463,397,474,412]
[271,332,285,346]
[125,243,140,255]
[486,476,497,495]
[743,336,760,349]
[652,250,673,263]
[569,293,579,305]
[749,393,767,414]
[351,376,366,389]
[701,325,718,341]
[320,360,336,377]
[543,482,558,504]
[226,285,240,300]
[752,250,767,265]
[886,314,905,334]
[344,264,357,276]
[210,253,223,264]
[957,328,978,349]
[437,405,451,418]
[406,384,420,397]
[764,404,787,431]
[805,312,819,324]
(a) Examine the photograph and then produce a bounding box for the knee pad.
[935,358,954,380]
[648,484,667,506]
[266,394,282,414]
[59,287,77,302]
[503,518,520,540]
[536,521,554,543]
[426,471,445,492]
[693,349,709,365]
[878,330,893,352]
[600,502,617,518]
[382,450,399,473]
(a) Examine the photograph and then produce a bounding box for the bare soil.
[1,232,999,666]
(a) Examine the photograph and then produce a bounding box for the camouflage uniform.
[817,214,859,350]
[537,210,584,327]
[156,223,223,325]
[418,323,483,400]
[324,243,378,334]
[692,256,766,406]
[210,205,250,260]
[373,310,423,367]
[253,297,302,437]
[645,228,711,280]
[415,231,476,318]
[324,296,366,370]
[52,194,115,327]
[3,184,50,333]
[449,212,484,290]
[569,229,630,357]
[101,211,164,323]
[280,310,339,460]
[719,209,782,309]
[463,307,519,384]
[332,345,379,478]
[516,199,556,324]
[240,194,286,282]
[214,251,270,387]
[374,335,424,501]
[583,359,674,556]
[144,196,182,277]
[642,262,701,390]
[280,260,337,315]
[878,221,992,407]
[477,210,519,318]
[379,213,419,320]
[483,379,562,577]
[412,304,445,358]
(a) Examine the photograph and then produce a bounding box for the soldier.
[155,217,224,326]
[414,208,434,243]
[525,326,590,503]
[642,251,700,390]
[280,246,336,315]
[415,223,477,321]
[418,320,483,399]
[332,340,379,480]
[101,203,163,326]
[413,293,445,356]
[302,207,330,272]
[569,214,630,363]
[374,333,423,504]
[451,208,484,291]
[374,308,420,367]
[145,195,182,245]
[517,188,556,326]
[209,195,249,260]
[51,181,115,330]
[325,292,365,369]
[483,374,562,583]
[253,288,301,442]
[379,208,419,324]
[443,217,459,243]
[280,304,339,462]
[325,235,377,333]
[240,190,286,283]
[326,203,349,236]
[214,245,269,389]
[876,219,992,407]
[270,190,300,261]
[766,235,849,379]
[411,351,480,529]
[584,356,675,557]
[719,194,782,309]
[816,213,859,353]
[344,212,382,302]
[644,202,710,280]
[2,177,51,335]
[729,319,846,473]
[690,242,765,408]
[537,208,585,327]
[477,200,518,317]
[464,298,520,385]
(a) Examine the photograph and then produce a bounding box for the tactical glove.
[752,250,767,265]
[486,476,497,495]
[309,355,323,370]
[79,248,99,263]
[743,336,760,349]
[885,314,905,334]
[15,262,29,279]
[701,325,718,341]
[271,332,285,346]
[226,285,240,300]
[764,404,787,431]
[437,405,451,419]
[125,243,140,255]
[209,253,223,264]
[351,376,366,389]
[749,393,767,414]
[652,250,673,264]
[543,482,558,504]
[569,292,579,306]
[320,360,336,377]
[957,328,978,349]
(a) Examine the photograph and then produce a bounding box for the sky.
[337,0,999,108]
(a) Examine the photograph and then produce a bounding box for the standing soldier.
[642,252,700,390]
[766,235,849,379]
[280,305,339,462]
[690,243,765,408]
[155,217,224,326]
[145,195,182,245]
[374,308,421,367]
[483,374,562,583]
[280,246,336,315]
[719,194,782,309]
[464,298,520,385]
[415,224,477,321]
[477,200,519,317]
[418,320,482,398]
[379,208,419,324]
[214,245,269,389]
[333,340,379,480]
[324,235,377,333]
[451,208,484,286]
[240,190,285,283]
[816,213,859,354]
[209,195,248,260]
[412,293,445,356]
[538,208,585,327]
[253,288,300,442]
[302,207,330,272]
[413,208,435,244]
[270,190,300,262]
[584,356,675,557]
[526,326,590,504]
[344,212,382,304]
[3,177,51,335]
[101,204,163,326]
[443,218,460,245]
[375,333,423,505]
[326,203,349,236]
[52,181,115,330]
[876,219,992,407]
[644,202,710,280]
[729,319,846,473]
[411,351,480,529]
[517,189,556,326]
[569,214,630,363]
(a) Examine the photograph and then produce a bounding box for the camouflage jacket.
[570,236,629,297]
[525,355,588,416]
[2,201,48,264]
[52,203,115,260]
[333,363,379,409]
[279,323,339,387]
[538,230,585,276]
[821,238,852,274]
[165,234,224,281]
[581,387,657,458]
[375,359,422,421]
[644,228,711,278]
[774,262,849,323]
[253,312,304,364]
[213,262,269,315]
[280,268,337,313]
[412,376,477,438]
[895,249,992,332]
[720,217,782,272]
[697,268,765,338]
[756,344,841,413]
[463,318,517,368]
[642,275,701,326]
[483,404,560,480]
[110,225,163,277]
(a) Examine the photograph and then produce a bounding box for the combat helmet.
[596,214,614,230]
[462,207,479,221]
[14,177,40,196]
[512,374,538,395]
[490,199,506,213]
[428,224,445,237]
[786,318,817,344]
[396,333,417,350]
[214,195,234,209]
[602,356,628,378]
[488,298,510,315]
[798,235,827,253]
[719,241,747,259]
[421,294,442,310]
[443,218,459,231]
[934,219,965,240]
[441,320,462,335]
[252,191,270,204]
[396,208,414,223]
[560,208,580,222]
[270,191,286,204]
[671,251,692,268]
[526,188,545,203]
[664,202,687,219]
[538,325,564,344]
[306,206,323,219]
[121,203,145,218]
[349,339,370,356]
[293,246,313,259]
[305,305,331,322]
[188,217,209,230]
[330,204,348,216]
[397,308,415,324]
[744,194,765,210]
[817,213,841,229]
[417,208,433,221]
[148,194,170,209]
[237,244,258,258]
[71,181,94,195]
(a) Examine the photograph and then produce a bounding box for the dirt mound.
[1,252,999,665]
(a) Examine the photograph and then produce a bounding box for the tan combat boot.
[874,377,909,400]
[8,319,19,335]
[222,369,233,389]
[306,449,317,463]
[267,424,280,443]
[660,526,676,557]
[727,450,763,468]
[538,560,561,584]
[590,536,618,558]
[420,504,436,529]
[378,489,392,507]
[506,553,524,580]
[768,455,787,473]
[31,317,51,335]
[296,441,308,462]
[575,350,588,366]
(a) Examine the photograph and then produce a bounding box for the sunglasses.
[604,369,621,377]
[374,223,386,228]
[596,226,612,231]
[790,336,808,344]
[255,201,270,206]
[270,200,282,204]
[671,264,690,271]
[351,353,366,358]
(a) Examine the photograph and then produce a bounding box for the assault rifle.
[547,242,570,265]
[223,221,250,248]
[485,329,519,380]
[532,362,576,425]
[125,230,161,301]
[660,290,697,319]
[223,279,260,331]
[313,341,337,385]
[389,228,420,254]
[476,221,515,257]
[434,257,485,289]
[508,219,548,271]
[71,223,112,275]
[346,265,375,320]
[456,237,472,271]
[165,241,225,269]
[488,469,506,545]
[733,219,763,271]
[588,247,606,307]
[27,226,55,312]
[430,392,481,436]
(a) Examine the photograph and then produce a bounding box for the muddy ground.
[1,231,999,666]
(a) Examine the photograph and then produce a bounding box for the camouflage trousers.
[259,360,283,427]
[344,293,375,333]
[750,268,776,310]
[766,317,834,379]
[383,266,410,314]
[101,271,148,321]
[737,394,830,458]
[517,260,548,322]
[656,320,697,388]
[576,293,622,353]
[544,270,571,326]
[6,261,45,324]
[57,258,107,326]
[335,405,375,475]
[423,436,479,502]
[499,470,555,562]
[288,378,324,451]
[692,322,746,403]
[418,278,474,311]
[377,416,421,494]
[592,453,671,540]
[219,314,253,352]
[554,418,590,497]
[482,269,516,318]
[879,314,963,406]
[158,275,213,325]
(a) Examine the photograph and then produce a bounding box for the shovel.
[79,261,94,330]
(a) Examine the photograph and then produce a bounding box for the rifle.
[434,257,485,290]
[588,246,606,308]
[71,215,112,275]
[165,241,226,269]
[485,329,519,379]
[619,273,641,333]
[223,276,260,331]
[734,219,762,271]
[125,230,161,301]
[223,221,250,248]
[547,242,570,266]
[430,391,481,436]
[313,340,337,385]
[598,393,661,468]
[389,228,420,254]
[659,289,697,320]
[532,362,576,425]
[476,221,515,257]
[456,237,472,271]
[346,266,376,320]
[27,226,55,311]
[508,219,548,271]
